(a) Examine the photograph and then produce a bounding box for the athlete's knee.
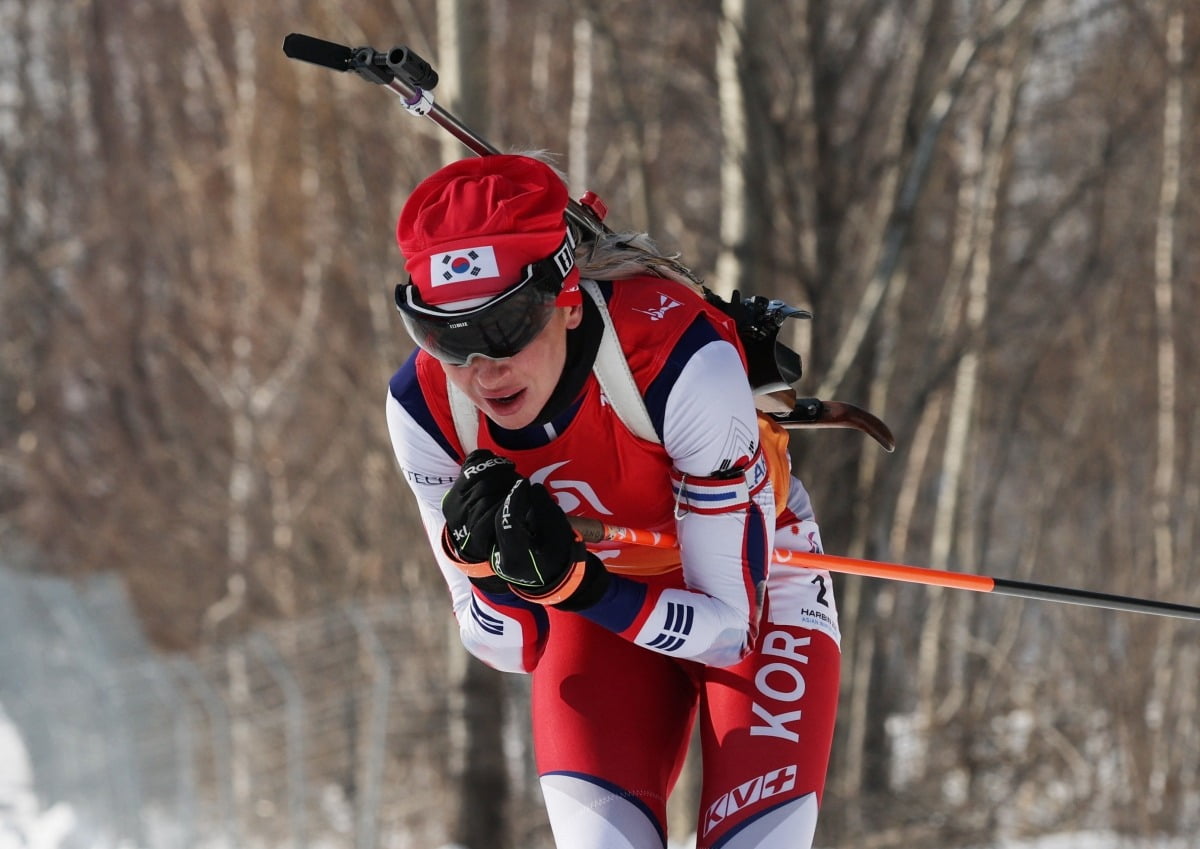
[700,789,819,849]
[539,772,667,849]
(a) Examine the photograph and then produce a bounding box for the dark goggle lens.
[398,290,557,364]
[396,268,562,365]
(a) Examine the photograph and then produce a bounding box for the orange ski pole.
[569,517,1200,622]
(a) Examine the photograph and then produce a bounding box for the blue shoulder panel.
[389,351,458,461]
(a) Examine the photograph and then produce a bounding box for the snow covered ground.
[0,706,75,849]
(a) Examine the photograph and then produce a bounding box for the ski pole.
[568,517,1200,623]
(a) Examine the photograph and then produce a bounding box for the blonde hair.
[512,150,707,294]
[576,231,705,294]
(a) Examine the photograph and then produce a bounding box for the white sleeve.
[663,339,765,478]
[385,390,546,673]
[634,338,775,666]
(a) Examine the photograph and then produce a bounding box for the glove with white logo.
[441,449,522,569]
[491,479,611,610]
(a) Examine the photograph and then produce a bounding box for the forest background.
[1,0,1198,847]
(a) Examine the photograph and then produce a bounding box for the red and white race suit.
[387,276,842,849]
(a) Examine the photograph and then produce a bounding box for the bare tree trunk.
[826,0,934,415]
[172,2,329,626]
[713,0,773,300]
[177,0,260,606]
[569,16,594,195]
[914,29,1026,776]
[1146,2,1183,823]
[831,1,937,797]
[817,0,1036,398]
[712,0,748,299]
[1149,1,1182,594]
[579,11,654,230]
[831,2,937,808]
[438,0,489,165]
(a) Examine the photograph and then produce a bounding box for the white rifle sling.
[581,280,661,445]
[444,279,661,455]
[448,381,480,454]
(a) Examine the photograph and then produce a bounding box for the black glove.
[441,449,522,565]
[491,479,611,610]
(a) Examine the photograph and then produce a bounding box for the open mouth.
[485,389,525,411]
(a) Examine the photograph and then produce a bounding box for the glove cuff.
[441,525,494,578]
[509,541,609,609]
[551,553,611,611]
[469,574,512,595]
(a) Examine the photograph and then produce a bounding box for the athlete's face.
[443,304,583,430]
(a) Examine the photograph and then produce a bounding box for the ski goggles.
[394,235,575,365]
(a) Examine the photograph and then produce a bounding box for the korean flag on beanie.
[431,245,501,286]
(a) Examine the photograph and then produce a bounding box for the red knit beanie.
[396,155,580,308]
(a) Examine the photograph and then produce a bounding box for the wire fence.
[0,563,541,849]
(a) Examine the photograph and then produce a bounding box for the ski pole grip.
[567,517,607,544]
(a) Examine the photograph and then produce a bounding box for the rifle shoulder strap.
[447,378,479,456]
[582,279,660,445]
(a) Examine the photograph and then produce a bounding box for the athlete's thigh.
[696,565,842,849]
[533,605,700,837]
